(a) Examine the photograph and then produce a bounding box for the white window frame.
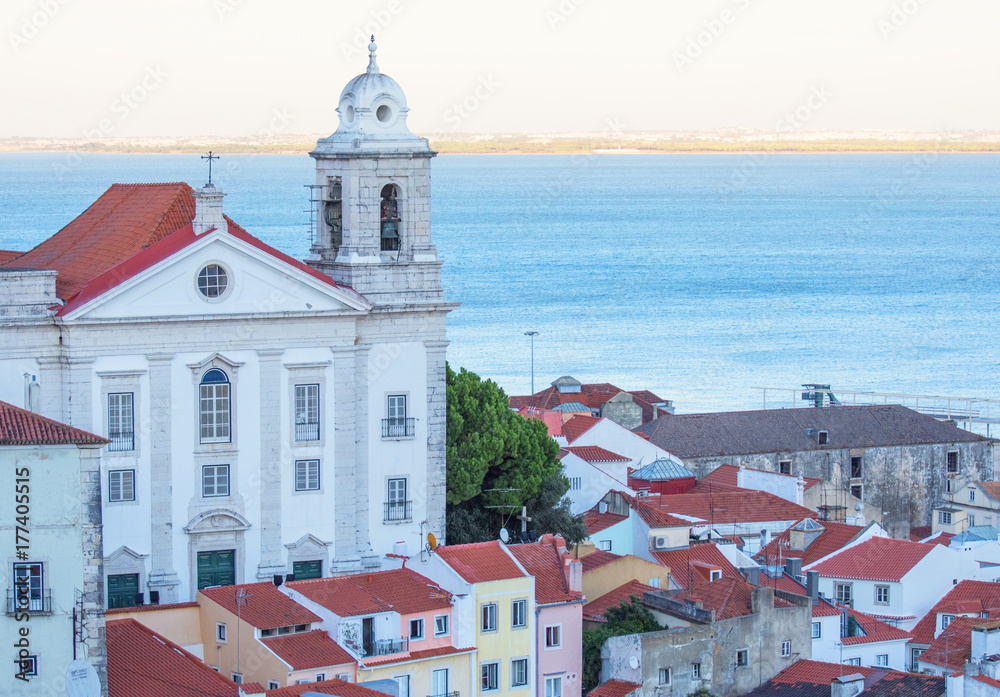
[939,511,953,525]
[545,676,562,697]
[779,459,791,475]
[947,450,959,473]
[216,622,227,643]
[545,624,562,649]
[410,618,424,640]
[875,585,890,605]
[294,383,321,442]
[812,622,821,639]
[434,614,449,637]
[649,577,661,589]
[598,540,611,551]
[109,469,135,503]
[942,614,955,629]
[108,392,135,451]
[394,674,411,697]
[512,599,527,628]
[481,662,500,693]
[19,655,38,677]
[835,582,853,607]
[736,649,749,668]
[692,662,701,680]
[844,658,861,666]
[202,464,230,498]
[481,603,497,633]
[710,569,722,581]
[388,394,407,420]
[510,658,529,688]
[970,488,976,503]
[781,640,791,657]
[231,672,243,684]
[294,459,321,492]
[268,681,280,690]
[658,668,671,685]
[876,654,889,667]
[199,369,231,444]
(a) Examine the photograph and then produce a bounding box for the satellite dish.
[629,656,639,670]
[66,660,101,697]
[499,528,510,544]
[427,533,438,551]
[854,503,863,512]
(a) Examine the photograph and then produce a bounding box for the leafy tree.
[686,689,717,697]
[445,364,584,543]
[582,596,663,692]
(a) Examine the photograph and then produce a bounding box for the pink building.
[509,535,585,697]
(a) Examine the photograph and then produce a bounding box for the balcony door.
[107,573,140,609]
[362,616,375,657]
[432,668,449,697]
[196,549,236,590]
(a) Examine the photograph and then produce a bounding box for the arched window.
[380,184,401,251]
[200,369,230,443]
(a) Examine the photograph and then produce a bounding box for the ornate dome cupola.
[307,37,441,305]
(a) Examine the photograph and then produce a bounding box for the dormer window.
[380,184,400,251]
[818,430,829,445]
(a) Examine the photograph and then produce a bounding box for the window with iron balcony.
[8,563,51,615]
[385,477,412,522]
[294,384,320,441]
[382,394,415,438]
[108,392,135,451]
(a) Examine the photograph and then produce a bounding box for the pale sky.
[1,0,998,137]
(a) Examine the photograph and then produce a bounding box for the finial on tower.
[367,35,379,75]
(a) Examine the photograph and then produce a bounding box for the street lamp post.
[524,331,539,393]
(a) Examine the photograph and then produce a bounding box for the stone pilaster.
[353,344,378,571]
[78,445,107,695]
[257,349,286,580]
[330,347,361,574]
[35,355,65,422]
[67,356,96,431]
[146,353,180,601]
[424,340,449,544]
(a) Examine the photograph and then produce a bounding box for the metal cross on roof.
[201,151,220,185]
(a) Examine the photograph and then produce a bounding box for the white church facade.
[0,39,454,605]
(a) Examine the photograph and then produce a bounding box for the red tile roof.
[910,580,1000,645]
[587,680,642,697]
[757,519,868,566]
[561,415,603,443]
[910,525,933,542]
[651,543,742,590]
[288,568,452,617]
[4,183,199,301]
[631,489,816,526]
[360,645,476,667]
[611,491,693,528]
[0,249,22,263]
[436,541,527,584]
[508,381,668,424]
[742,659,944,697]
[265,679,393,697]
[106,601,199,614]
[578,550,622,573]
[671,576,794,620]
[583,580,657,622]
[701,463,822,491]
[199,583,321,630]
[508,539,582,605]
[583,509,628,536]
[807,537,934,582]
[918,617,992,670]
[838,605,913,645]
[107,618,238,697]
[241,683,266,694]
[561,445,630,463]
[0,399,107,446]
[261,630,354,671]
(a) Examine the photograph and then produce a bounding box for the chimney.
[598,501,609,514]
[831,674,865,697]
[751,585,774,614]
[785,557,802,578]
[192,183,228,235]
[565,556,582,594]
[806,570,819,600]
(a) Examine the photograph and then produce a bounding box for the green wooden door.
[292,560,322,580]
[107,573,139,609]
[197,549,236,589]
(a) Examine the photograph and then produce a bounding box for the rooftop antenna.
[201,151,220,185]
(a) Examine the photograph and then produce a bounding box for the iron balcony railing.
[429,691,460,697]
[361,637,408,657]
[381,417,415,438]
[294,422,320,441]
[108,430,134,452]
[384,500,413,522]
[7,588,52,615]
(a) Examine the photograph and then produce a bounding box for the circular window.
[345,105,355,123]
[197,264,229,299]
[376,105,392,123]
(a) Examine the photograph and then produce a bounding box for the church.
[0,39,454,605]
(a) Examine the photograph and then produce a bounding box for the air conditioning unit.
[652,536,669,549]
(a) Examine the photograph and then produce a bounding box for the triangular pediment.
[284,534,332,555]
[184,509,252,534]
[104,545,148,564]
[62,228,370,320]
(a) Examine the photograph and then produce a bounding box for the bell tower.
[307,37,442,305]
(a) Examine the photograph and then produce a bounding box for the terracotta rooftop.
[910,580,1000,645]
[508,379,668,424]
[671,576,795,620]
[583,580,657,622]
[606,490,694,528]
[635,404,986,459]
[436,540,527,584]
[561,415,603,443]
[838,605,913,645]
[651,543,742,590]
[701,463,822,490]
[105,601,199,614]
[910,525,933,542]
[630,488,816,526]
[981,482,1000,500]
[508,538,582,605]
[807,536,935,582]
[583,508,628,536]
[199,582,321,630]
[107,618,238,697]
[757,519,869,566]
[0,399,107,446]
[578,549,622,573]
[261,629,354,671]
[561,445,630,463]
[587,680,642,697]
[741,659,945,697]
[288,568,452,617]
[264,679,394,697]
[0,249,22,264]
[919,617,979,670]
[361,645,476,667]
